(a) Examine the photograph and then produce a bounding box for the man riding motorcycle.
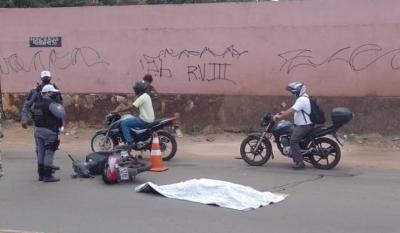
[273,82,314,170]
[112,79,155,146]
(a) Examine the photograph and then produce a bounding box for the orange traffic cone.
[150,132,168,172]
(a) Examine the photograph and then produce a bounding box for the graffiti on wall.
[0,46,109,78]
[279,43,400,74]
[139,45,248,84]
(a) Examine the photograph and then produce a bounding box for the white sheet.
[135,178,287,211]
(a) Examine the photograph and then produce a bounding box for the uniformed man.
[32,84,65,182]
[21,70,62,173]
[21,70,62,128]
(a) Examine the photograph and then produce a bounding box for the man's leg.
[34,128,45,181]
[290,125,313,169]
[120,117,146,144]
[42,129,59,182]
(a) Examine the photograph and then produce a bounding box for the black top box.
[331,107,353,127]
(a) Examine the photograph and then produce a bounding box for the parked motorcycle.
[91,113,179,161]
[240,107,353,169]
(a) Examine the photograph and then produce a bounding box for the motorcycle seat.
[307,126,334,138]
[144,118,168,128]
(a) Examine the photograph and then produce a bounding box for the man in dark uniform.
[20,70,62,129]
[32,84,65,182]
[21,70,62,173]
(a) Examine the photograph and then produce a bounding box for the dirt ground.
[1,121,400,171]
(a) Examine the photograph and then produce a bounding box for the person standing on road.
[273,82,314,170]
[20,70,63,173]
[31,84,65,182]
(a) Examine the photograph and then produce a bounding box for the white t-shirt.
[133,93,155,123]
[291,95,312,126]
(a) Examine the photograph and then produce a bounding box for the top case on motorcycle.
[331,107,353,127]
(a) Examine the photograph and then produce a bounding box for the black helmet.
[286,82,307,97]
[133,80,148,95]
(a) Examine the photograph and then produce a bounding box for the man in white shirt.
[113,79,155,146]
[273,82,314,170]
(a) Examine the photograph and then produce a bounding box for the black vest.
[33,97,60,132]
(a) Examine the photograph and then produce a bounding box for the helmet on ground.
[40,70,52,83]
[133,80,148,95]
[286,82,307,97]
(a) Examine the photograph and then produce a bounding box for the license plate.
[118,167,129,181]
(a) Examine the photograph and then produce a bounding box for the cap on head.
[40,70,52,84]
[40,70,51,79]
[41,84,59,93]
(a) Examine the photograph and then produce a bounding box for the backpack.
[302,97,325,125]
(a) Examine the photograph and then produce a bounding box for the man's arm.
[20,91,37,127]
[273,108,295,121]
[112,105,136,114]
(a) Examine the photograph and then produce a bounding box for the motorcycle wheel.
[102,162,118,184]
[309,137,341,170]
[91,133,117,152]
[240,135,272,166]
[157,131,178,161]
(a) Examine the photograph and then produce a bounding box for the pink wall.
[1,0,400,96]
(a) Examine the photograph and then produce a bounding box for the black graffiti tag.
[279,44,400,74]
[0,46,109,77]
[187,63,235,84]
[140,45,248,83]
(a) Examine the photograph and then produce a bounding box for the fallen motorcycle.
[91,113,179,161]
[68,150,151,184]
[240,107,353,169]
[102,149,151,184]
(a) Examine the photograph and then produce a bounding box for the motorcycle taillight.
[171,117,177,125]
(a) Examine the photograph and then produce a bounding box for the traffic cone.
[150,132,168,172]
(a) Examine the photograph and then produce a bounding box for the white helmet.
[286,82,307,97]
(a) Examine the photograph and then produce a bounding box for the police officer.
[32,84,65,182]
[21,70,62,172]
[21,70,62,129]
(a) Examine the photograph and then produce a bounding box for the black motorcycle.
[91,113,179,161]
[240,107,353,169]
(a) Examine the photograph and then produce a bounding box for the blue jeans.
[120,117,147,144]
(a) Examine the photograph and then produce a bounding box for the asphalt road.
[1,129,399,233]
